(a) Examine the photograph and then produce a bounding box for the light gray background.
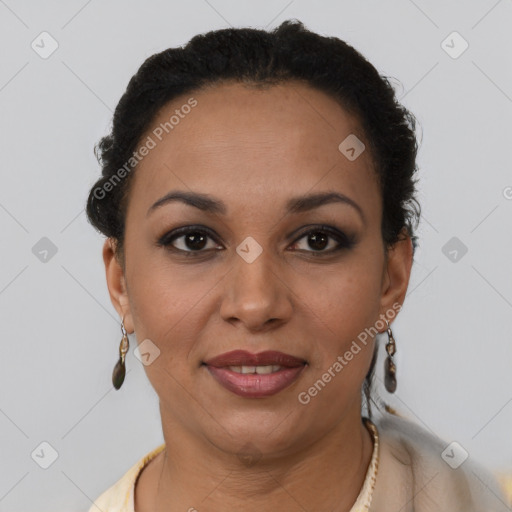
[1,1,511,510]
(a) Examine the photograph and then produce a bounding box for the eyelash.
[156,225,356,257]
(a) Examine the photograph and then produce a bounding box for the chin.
[206,411,308,456]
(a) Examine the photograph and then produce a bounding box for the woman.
[85,20,512,511]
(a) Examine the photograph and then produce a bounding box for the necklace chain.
[153,447,168,512]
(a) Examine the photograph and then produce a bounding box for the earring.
[384,318,397,393]
[112,318,129,390]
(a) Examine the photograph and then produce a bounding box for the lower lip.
[205,365,306,398]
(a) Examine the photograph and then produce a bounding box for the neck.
[146,405,374,512]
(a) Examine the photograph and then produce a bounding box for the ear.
[103,238,134,333]
[379,231,414,329]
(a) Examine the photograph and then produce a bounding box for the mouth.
[202,350,307,398]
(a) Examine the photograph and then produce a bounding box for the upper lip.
[203,350,306,368]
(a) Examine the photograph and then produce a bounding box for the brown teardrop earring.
[112,318,129,390]
[384,318,397,393]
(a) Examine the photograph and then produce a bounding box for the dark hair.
[86,19,421,419]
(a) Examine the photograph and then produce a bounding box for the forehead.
[129,81,380,219]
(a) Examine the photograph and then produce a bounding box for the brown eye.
[178,232,209,251]
[305,232,329,251]
[290,226,356,254]
[157,226,222,254]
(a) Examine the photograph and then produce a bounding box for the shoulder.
[371,412,511,511]
[495,471,512,505]
[88,443,166,512]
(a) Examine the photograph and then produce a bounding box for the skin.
[103,80,413,511]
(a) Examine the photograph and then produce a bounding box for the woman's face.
[105,81,412,458]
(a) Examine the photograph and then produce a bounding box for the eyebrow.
[147,190,366,224]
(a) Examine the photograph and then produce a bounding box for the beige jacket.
[371,412,511,511]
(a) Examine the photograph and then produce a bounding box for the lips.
[204,350,306,368]
[203,350,307,398]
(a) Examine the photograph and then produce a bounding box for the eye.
[289,226,355,254]
[157,226,223,255]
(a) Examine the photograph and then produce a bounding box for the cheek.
[129,278,203,341]
[126,284,205,401]
[125,248,225,380]
[304,257,382,333]
[294,255,382,381]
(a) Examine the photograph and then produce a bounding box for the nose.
[219,247,293,333]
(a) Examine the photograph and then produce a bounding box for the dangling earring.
[112,318,129,390]
[384,318,397,393]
